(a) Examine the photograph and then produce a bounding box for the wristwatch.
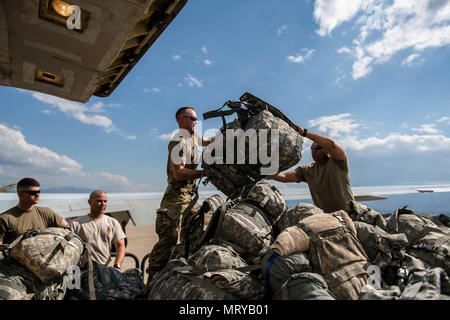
[114,263,121,269]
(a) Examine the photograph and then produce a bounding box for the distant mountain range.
[43,187,93,193]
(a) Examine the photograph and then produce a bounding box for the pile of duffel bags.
[147,182,450,300]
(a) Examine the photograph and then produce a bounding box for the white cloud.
[0,124,135,191]
[201,45,208,54]
[401,53,421,66]
[277,24,288,35]
[319,0,450,79]
[313,0,365,36]
[32,92,115,132]
[307,113,450,153]
[204,59,213,66]
[158,133,173,141]
[308,113,361,137]
[412,124,439,134]
[184,74,203,88]
[172,54,181,61]
[41,109,51,114]
[287,49,315,63]
[437,116,450,124]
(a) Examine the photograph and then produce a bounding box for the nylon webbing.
[264,253,280,286]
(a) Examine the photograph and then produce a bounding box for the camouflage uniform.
[146,132,201,281]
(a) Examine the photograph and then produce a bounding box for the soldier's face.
[311,143,329,162]
[180,109,198,134]
[89,193,107,216]
[18,186,40,207]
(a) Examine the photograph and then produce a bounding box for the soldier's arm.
[297,124,346,161]
[268,169,300,183]
[171,161,205,181]
[113,238,126,269]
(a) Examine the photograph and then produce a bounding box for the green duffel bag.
[274,272,335,300]
[260,250,312,294]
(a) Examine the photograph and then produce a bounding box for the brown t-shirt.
[295,157,355,213]
[0,206,63,244]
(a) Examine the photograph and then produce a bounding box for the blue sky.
[1,0,450,192]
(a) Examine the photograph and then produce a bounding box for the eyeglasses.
[311,146,322,151]
[183,115,198,121]
[21,190,41,196]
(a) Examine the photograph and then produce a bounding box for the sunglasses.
[21,190,41,196]
[183,115,198,121]
[311,146,323,151]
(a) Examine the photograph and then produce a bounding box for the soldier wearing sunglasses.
[269,124,355,213]
[146,106,214,282]
[0,177,68,245]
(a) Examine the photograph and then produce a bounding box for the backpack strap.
[84,243,96,300]
[262,252,280,286]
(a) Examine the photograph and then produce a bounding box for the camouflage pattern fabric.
[385,207,450,274]
[213,202,273,262]
[147,258,236,300]
[354,221,409,269]
[276,202,324,231]
[359,267,450,300]
[346,201,387,229]
[203,269,266,300]
[275,272,335,300]
[9,227,84,284]
[189,244,247,274]
[244,182,286,225]
[0,255,67,300]
[202,95,303,199]
[145,210,178,281]
[261,250,312,293]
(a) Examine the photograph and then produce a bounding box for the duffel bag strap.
[84,243,96,300]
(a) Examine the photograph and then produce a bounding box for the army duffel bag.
[346,201,387,229]
[213,202,274,262]
[148,257,266,300]
[276,202,323,231]
[354,221,409,267]
[202,92,303,199]
[243,181,286,225]
[274,272,335,300]
[9,227,84,284]
[0,255,67,300]
[189,244,247,274]
[407,230,450,275]
[185,195,226,255]
[260,250,312,294]
[271,211,369,300]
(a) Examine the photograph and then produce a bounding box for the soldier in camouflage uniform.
[146,107,214,283]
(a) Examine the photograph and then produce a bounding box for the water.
[286,191,450,216]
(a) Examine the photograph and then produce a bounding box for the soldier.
[269,124,355,213]
[146,106,214,282]
[69,190,126,270]
[0,177,68,245]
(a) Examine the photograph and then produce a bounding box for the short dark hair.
[17,177,40,191]
[175,106,195,120]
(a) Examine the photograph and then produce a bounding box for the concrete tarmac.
[108,222,158,283]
